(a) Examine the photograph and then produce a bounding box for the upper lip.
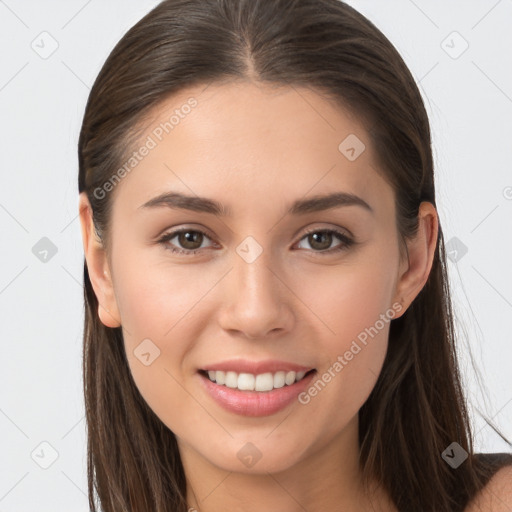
[200,359,315,375]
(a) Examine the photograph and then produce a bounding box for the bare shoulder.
[464,465,512,512]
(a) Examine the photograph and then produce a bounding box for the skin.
[79,81,438,512]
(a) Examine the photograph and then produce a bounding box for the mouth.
[197,367,318,417]
[198,368,317,392]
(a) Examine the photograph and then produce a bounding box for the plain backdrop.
[0,0,511,509]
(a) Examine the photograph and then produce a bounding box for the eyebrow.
[138,191,374,216]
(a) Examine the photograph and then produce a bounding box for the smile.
[200,369,314,392]
[197,368,317,417]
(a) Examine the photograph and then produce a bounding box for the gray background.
[0,0,511,509]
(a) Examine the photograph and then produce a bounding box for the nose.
[217,247,295,340]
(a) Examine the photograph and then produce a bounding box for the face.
[80,80,434,476]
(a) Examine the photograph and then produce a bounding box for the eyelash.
[156,227,355,256]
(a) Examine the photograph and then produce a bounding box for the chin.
[200,436,307,475]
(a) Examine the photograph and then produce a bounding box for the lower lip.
[197,370,317,417]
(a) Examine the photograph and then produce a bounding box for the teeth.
[225,371,238,388]
[238,373,255,390]
[255,373,274,391]
[273,371,285,389]
[204,369,310,391]
[296,370,306,381]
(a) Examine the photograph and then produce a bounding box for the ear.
[392,201,439,318]
[78,192,121,328]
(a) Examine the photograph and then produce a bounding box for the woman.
[77,0,512,510]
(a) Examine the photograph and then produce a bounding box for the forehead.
[110,80,393,217]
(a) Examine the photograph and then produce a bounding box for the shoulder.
[465,457,512,512]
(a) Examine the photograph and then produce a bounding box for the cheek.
[291,246,398,409]
[293,290,391,448]
[293,247,398,348]
[111,251,230,413]
[113,249,208,343]
[111,261,211,438]
[110,253,196,397]
[299,271,391,389]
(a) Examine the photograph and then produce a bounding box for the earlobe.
[78,192,121,328]
[392,202,439,317]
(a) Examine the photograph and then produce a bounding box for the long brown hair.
[78,1,512,510]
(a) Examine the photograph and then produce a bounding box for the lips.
[197,366,318,416]
[195,359,317,416]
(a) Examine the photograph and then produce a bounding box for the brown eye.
[307,231,333,251]
[296,228,354,254]
[176,230,204,250]
[157,228,214,255]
